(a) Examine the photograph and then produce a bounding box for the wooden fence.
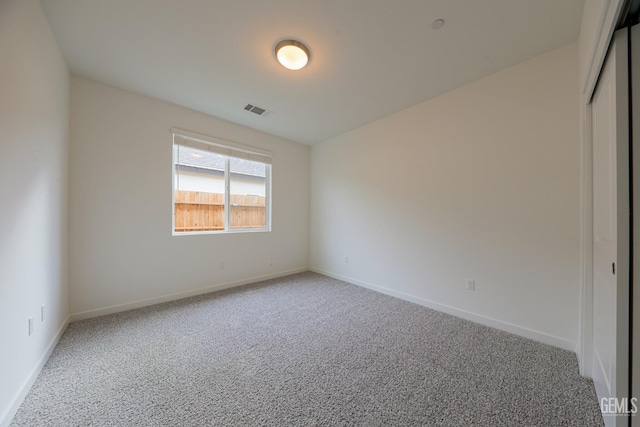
[174,190,266,232]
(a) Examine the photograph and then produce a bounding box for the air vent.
[243,103,270,117]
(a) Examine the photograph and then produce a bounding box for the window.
[172,129,271,234]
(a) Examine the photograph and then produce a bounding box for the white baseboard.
[0,316,70,427]
[310,267,576,353]
[69,267,309,322]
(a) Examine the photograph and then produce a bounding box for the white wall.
[0,0,70,425]
[176,171,266,197]
[69,76,310,317]
[176,170,225,193]
[311,43,580,350]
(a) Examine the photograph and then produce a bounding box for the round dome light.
[275,39,310,71]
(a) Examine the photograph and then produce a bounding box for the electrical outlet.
[28,317,34,336]
[220,262,224,270]
[466,280,476,291]
[345,256,349,264]
[41,305,46,322]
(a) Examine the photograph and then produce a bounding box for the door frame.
[632,20,640,427]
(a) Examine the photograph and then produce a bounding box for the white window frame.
[171,128,272,236]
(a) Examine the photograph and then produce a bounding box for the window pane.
[229,157,267,229]
[174,145,226,232]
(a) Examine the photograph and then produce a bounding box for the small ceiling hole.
[431,19,445,30]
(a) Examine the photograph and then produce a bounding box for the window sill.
[172,228,271,236]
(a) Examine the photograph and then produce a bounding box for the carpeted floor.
[11,272,603,426]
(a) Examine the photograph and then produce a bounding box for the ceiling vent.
[244,103,271,117]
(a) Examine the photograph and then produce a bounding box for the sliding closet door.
[592,27,630,427]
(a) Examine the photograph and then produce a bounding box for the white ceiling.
[40,0,585,145]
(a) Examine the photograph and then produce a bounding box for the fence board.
[174,190,265,232]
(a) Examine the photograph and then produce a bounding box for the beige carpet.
[11,272,603,426]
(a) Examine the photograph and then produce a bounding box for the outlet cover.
[28,317,34,336]
[466,280,476,291]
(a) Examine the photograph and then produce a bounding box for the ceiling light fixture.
[275,39,310,70]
